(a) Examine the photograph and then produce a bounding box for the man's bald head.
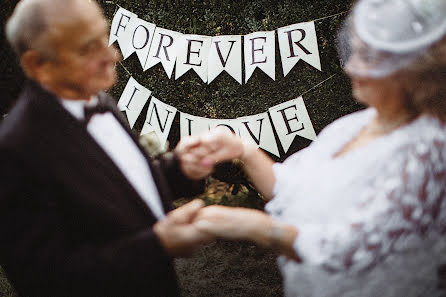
[6,0,102,58]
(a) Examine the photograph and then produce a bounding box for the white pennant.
[208,118,241,134]
[141,97,177,147]
[109,8,138,56]
[179,113,210,138]
[278,22,321,76]
[123,17,156,68]
[269,96,316,154]
[244,31,276,83]
[175,35,212,83]
[208,35,243,84]
[238,113,280,157]
[144,27,183,78]
[117,77,151,128]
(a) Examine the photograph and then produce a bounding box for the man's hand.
[175,136,214,180]
[175,128,258,180]
[153,199,215,257]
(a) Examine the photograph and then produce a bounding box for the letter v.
[242,119,264,145]
[214,40,236,67]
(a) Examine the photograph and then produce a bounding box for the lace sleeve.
[294,140,446,273]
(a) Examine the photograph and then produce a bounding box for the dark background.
[0,0,360,296]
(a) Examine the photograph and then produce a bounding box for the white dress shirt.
[60,98,166,220]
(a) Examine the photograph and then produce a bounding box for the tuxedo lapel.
[23,81,158,223]
[97,92,175,213]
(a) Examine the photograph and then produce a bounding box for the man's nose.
[100,40,120,63]
[108,45,121,63]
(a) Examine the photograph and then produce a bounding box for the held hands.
[153,199,215,257]
[175,127,257,180]
[155,200,300,261]
[193,205,272,246]
[174,135,213,180]
[193,205,301,262]
[154,201,267,258]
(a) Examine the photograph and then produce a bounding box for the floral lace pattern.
[267,108,446,297]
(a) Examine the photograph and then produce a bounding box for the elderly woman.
[189,0,446,296]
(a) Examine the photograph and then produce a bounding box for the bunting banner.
[208,118,241,134]
[109,7,322,84]
[277,22,321,76]
[117,77,151,128]
[144,28,183,78]
[208,35,243,84]
[244,31,276,83]
[122,17,157,68]
[238,113,280,157]
[141,97,178,147]
[269,96,317,154]
[122,77,317,157]
[180,113,211,138]
[109,7,138,57]
[175,35,212,83]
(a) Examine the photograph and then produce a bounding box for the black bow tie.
[83,101,110,125]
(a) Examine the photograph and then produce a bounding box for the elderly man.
[0,0,214,296]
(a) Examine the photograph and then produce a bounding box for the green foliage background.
[98,0,362,160]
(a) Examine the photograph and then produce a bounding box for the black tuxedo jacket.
[0,81,204,297]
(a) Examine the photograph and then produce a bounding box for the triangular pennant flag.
[180,113,211,138]
[278,22,321,76]
[141,97,177,147]
[109,7,137,56]
[244,31,275,83]
[238,113,280,157]
[269,96,316,154]
[123,18,156,68]
[208,35,243,84]
[144,27,183,78]
[208,118,241,134]
[175,35,212,83]
[117,77,151,128]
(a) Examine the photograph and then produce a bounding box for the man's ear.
[20,50,51,83]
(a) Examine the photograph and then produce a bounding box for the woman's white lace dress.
[266,108,446,297]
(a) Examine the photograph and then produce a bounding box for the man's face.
[41,2,118,99]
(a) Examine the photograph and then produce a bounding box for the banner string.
[313,11,348,23]
[299,73,337,98]
[117,61,339,108]
[118,61,132,76]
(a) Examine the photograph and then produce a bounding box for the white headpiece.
[337,0,446,77]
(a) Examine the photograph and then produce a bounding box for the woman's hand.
[176,128,276,200]
[199,128,247,166]
[194,205,272,245]
[194,205,301,262]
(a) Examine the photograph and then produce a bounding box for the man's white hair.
[5,0,81,57]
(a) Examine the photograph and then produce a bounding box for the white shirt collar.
[60,96,99,120]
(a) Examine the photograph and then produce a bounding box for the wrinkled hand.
[194,206,301,261]
[154,200,215,257]
[193,205,271,245]
[175,135,214,180]
[198,128,248,167]
[176,128,254,180]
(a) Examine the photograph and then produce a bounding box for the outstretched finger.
[168,199,205,224]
